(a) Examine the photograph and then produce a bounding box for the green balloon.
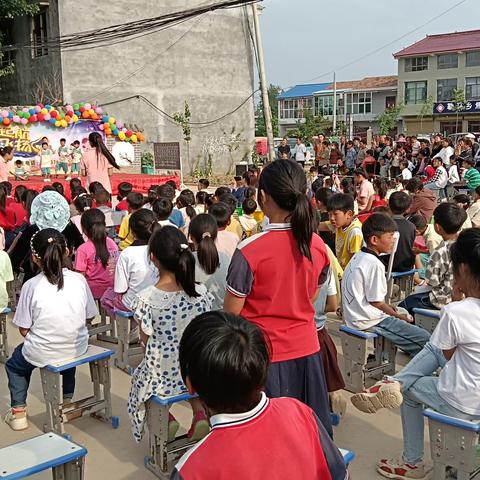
[73,103,79,110]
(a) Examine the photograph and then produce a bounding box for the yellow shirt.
[334,218,363,270]
[118,213,134,250]
[226,216,243,240]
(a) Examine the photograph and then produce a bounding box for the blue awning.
[277,83,332,99]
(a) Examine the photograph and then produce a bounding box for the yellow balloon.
[109,117,115,124]
[72,114,79,122]
[61,119,67,128]
[55,120,61,127]
[41,108,48,115]
[130,134,138,143]
[118,132,126,140]
[88,109,95,116]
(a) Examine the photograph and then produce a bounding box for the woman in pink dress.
[0,146,13,182]
[80,132,119,193]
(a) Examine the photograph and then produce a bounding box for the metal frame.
[386,269,418,305]
[114,310,143,375]
[87,300,117,343]
[413,308,440,334]
[0,309,11,363]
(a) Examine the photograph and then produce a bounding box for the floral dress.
[127,283,213,441]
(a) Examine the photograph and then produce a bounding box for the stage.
[10,173,180,196]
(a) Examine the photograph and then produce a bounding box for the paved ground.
[0,312,431,479]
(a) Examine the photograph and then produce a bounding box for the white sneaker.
[5,408,28,431]
[330,391,347,417]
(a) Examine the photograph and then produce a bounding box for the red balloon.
[37,113,44,122]
[126,130,132,137]
[38,103,44,109]
[50,110,58,119]
[79,106,85,113]
[29,115,37,123]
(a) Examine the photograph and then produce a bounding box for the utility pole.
[251,3,276,162]
[332,72,337,134]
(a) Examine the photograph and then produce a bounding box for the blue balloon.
[45,104,51,111]
[8,112,13,119]
[102,115,109,123]
[29,108,35,115]
[49,118,56,124]
[113,128,119,135]
[74,111,81,117]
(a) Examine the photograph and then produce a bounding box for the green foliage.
[286,109,330,143]
[140,152,154,168]
[172,101,191,141]
[376,104,404,135]
[255,84,281,137]
[419,95,434,119]
[452,89,466,112]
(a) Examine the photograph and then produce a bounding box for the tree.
[376,104,404,135]
[452,88,466,135]
[286,109,330,144]
[419,95,434,130]
[255,84,281,137]
[173,101,192,174]
[0,0,39,77]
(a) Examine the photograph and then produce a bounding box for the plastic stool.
[87,300,117,343]
[0,307,11,363]
[113,309,143,374]
[413,308,440,334]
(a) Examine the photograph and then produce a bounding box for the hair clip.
[202,232,211,239]
[84,206,90,211]
[47,237,54,243]
[180,243,189,251]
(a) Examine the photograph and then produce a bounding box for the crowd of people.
[1,129,480,479]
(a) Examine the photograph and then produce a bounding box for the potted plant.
[140,152,154,175]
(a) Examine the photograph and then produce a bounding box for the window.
[405,56,428,72]
[440,122,458,137]
[468,121,480,132]
[466,77,480,100]
[280,99,297,119]
[31,11,48,58]
[385,96,396,109]
[0,20,15,69]
[347,92,372,114]
[437,79,457,101]
[437,53,458,69]
[315,96,333,116]
[405,81,427,104]
[466,51,480,67]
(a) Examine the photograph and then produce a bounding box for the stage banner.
[0,120,104,165]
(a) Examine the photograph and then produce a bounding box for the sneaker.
[187,411,209,441]
[351,379,403,414]
[377,457,431,479]
[329,391,347,417]
[168,413,179,442]
[5,408,28,431]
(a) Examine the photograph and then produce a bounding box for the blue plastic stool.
[386,269,419,305]
[413,308,440,334]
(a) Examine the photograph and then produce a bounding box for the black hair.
[242,198,257,215]
[362,212,397,243]
[73,140,80,147]
[42,185,55,192]
[69,178,82,192]
[51,182,64,196]
[117,182,133,201]
[74,194,93,213]
[88,131,120,169]
[94,188,111,206]
[31,228,68,290]
[0,181,12,196]
[126,192,144,211]
[15,160,23,166]
[218,193,237,216]
[315,187,334,207]
[258,160,314,261]
[408,214,427,231]
[309,166,318,173]
[463,158,475,167]
[327,193,354,213]
[451,228,480,282]
[433,203,467,234]
[208,202,231,228]
[81,209,109,268]
[188,214,219,275]
[22,189,38,217]
[14,185,27,203]
[0,146,13,157]
[147,185,159,205]
[245,187,256,200]
[214,186,231,198]
[177,189,197,221]
[373,177,387,199]
[60,138,66,142]
[234,176,242,182]
[205,193,214,208]
[129,208,157,245]
[179,311,269,413]
[453,193,470,209]
[198,178,210,189]
[366,149,374,155]
[400,160,409,168]
[157,183,175,201]
[196,190,208,205]
[166,180,177,190]
[354,167,367,178]
[42,142,48,147]
[389,191,412,215]
[88,181,103,195]
[340,177,356,198]
[149,226,198,297]
[0,185,7,213]
[405,177,423,193]
[153,198,173,221]
[311,178,323,193]
[72,186,87,201]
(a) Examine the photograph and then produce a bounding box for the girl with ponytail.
[176,189,197,231]
[189,213,228,309]
[128,226,212,443]
[224,159,333,437]
[5,228,97,431]
[75,209,119,299]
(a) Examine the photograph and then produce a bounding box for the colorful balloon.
[82,111,90,119]
[34,106,41,113]
[73,103,79,111]
[12,115,20,123]
[49,118,56,124]
[55,120,61,127]
[0,111,8,117]
[41,108,48,115]
[37,113,44,122]
[21,118,28,125]
[131,134,138,143]
[29,115,37,123]
[118,131,126,141]
[99,124,104,131]
[96,107,103,114]
[72,114,79,122]
[116,121,123,129]
[84,103,91,110]
[2,118,10,126]
[125,130,132,137]
[44,113,51,121]
[109,117,115,124]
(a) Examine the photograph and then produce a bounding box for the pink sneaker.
[187,411,210,441]
[351,379,403,414]
[168,413,179,442]
[377,457,431,479]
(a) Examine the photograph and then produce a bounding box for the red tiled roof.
[393,29,480,58]
[324,76,397,90]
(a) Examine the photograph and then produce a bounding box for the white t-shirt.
[434,166,448,188]
[215,230,239,258]
[314,268,337,329]
[194,251,229,310]
[13,269,97,367]
[430,298,480,415]
[448,165,460,184]
[342,250,388,330]
[158,219,178,228]
[295,144,307,162]
[401,168,412,180]
[114,245,159,310]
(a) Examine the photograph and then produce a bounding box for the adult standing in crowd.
[277,137,291,160]
[81,132,120,194]
[314,133,325,166]
[294,137,307,169]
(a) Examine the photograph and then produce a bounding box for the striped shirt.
[426,239,454,308]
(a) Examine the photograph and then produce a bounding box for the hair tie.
[47,237,54,244]
[202,232,211,239]
[84,206,90,211]
[180,243,189,251]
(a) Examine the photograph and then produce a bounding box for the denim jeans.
[372,316,430,356]
[5,344,76,408]
[389,342,480,465]
[398,292,438,317]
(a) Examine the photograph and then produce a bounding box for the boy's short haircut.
[400,160,409,168]
[389,191,412,215]
[311,178,323,193]
[366,149,374,156]
[126,192,144,210]
[199,178,210,188]
[60,138,66,142]
[433,202,467,234]
[209,202,231,228]
[95,188,111,205]
[354,167,367,178]
[327,193,354,213]
[73,140,80,146]
[242,198,257,215]
[153,198,173,220]
[215,186,231,198]
[405,177,423,193]
[234,176,242,182]
[309,166,318,173]
[15,160,22,166]
[157,183,175,200]
[315,187,334,207]
[166,180,177,190]
[453,193,470,208]
[409,214,427,231]
[42,142,48,147]
[218,193,237,215]
[463,158,475,167]
[362,212,397,243]
[179,311,269,412]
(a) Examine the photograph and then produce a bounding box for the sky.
[259,0,478,90]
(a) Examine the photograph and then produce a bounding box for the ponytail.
[31,228,68,290]
[0,187,6,214]
[258,160,314,261]
[189,213,219,275]
[130,209,158,245]
[81,209,109,268]
[149,226,199,297]
[88,132,120,169]
[177,190,197,221]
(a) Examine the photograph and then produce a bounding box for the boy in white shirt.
[342,213,430,356]
[400,161,412,181]
[467,185,480,227]
[209,202,239,258]
[350,229,480,480]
